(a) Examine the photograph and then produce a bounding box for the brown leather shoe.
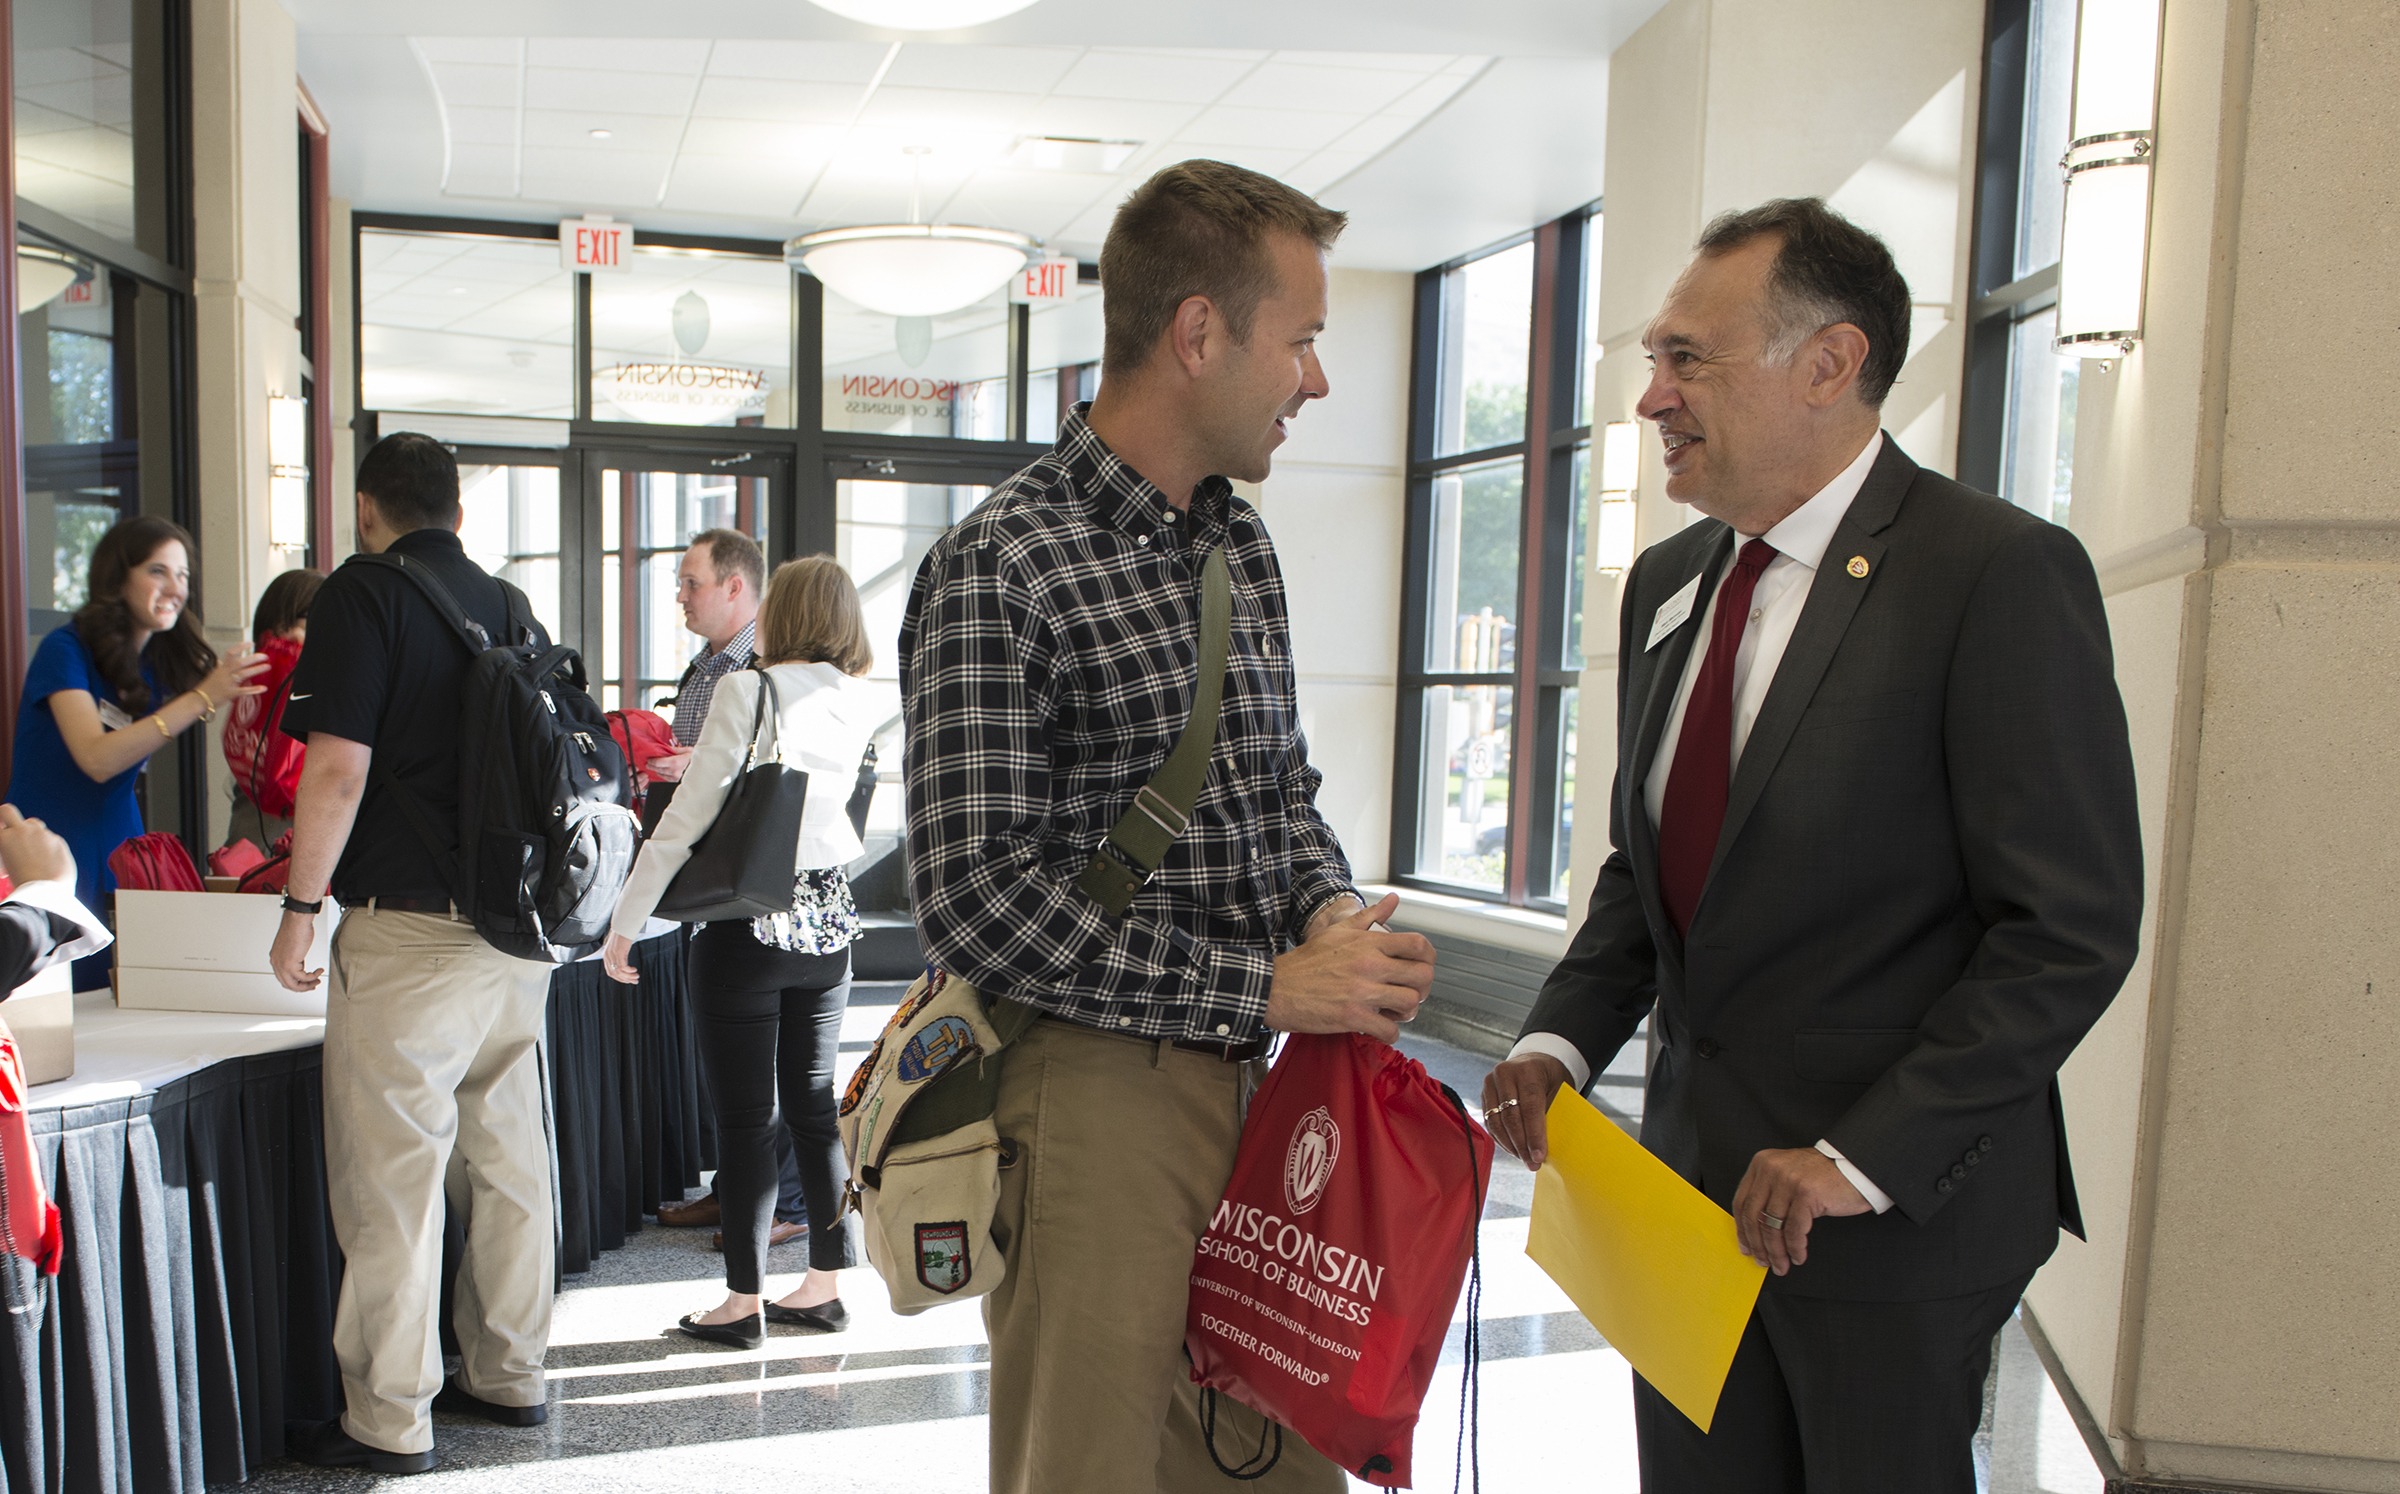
[656,1193,721,1228]
[710,1218,807,1252]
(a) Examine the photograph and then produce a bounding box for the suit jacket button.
[1979,1136,1994,1150]
[1936,1177,1954,1194]
[1965,1152,1982,1167]
[1950,1163,1967,1180]
[1695,1038,1718,1059]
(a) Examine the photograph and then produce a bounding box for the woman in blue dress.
[6,516,265,987]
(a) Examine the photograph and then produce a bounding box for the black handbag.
[654,668,809,923]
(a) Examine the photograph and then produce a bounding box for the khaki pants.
[985,1019,1345,1494]
[322,907,554,1454]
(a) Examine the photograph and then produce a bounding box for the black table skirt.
[0,930,710,1493]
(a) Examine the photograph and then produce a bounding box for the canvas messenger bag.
[839,547,1233,1314]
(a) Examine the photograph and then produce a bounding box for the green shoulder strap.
[1074,546,1232,918]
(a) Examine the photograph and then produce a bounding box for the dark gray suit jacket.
[1521,437,2143,1302]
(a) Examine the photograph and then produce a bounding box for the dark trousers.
[1634,1273,2032,1493]
[687,921,862,1290]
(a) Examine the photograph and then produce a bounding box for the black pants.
[687,921,862,1290]
[1633,1273,2032,1493]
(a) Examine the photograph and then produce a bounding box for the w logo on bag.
[1283,1106,1341,1216]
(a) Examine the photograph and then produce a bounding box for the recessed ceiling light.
[1009,136,1141,173]
[590,128,613,139]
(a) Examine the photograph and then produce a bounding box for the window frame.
[1393,205,1597,911]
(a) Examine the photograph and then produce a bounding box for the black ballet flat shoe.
[284,1417,436,1474]
[677,1310,766,1350]
[433,1373,548,1426]
[764,1298,848,1333]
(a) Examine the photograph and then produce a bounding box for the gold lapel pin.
[1846,555,1870,579]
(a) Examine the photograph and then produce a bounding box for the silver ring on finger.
[1760,1212,1786,1230]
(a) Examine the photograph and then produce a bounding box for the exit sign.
[1009,257,1078,304]
[560,217,633,273]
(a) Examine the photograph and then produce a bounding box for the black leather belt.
[362,895,457,915]
[1171,1035,1272,1063]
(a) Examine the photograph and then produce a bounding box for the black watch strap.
[281,893,324,916]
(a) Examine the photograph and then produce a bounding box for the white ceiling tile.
[1328,112,1423,159]
[1288,148,1374,194]
[1176,106,1356,153]
[525,38,710,74]
[411,37,520,68]
[428,62,520,111]
[443,143,518,197]
[691,76,866,124]
[523,109,685,152]
[13,46,113,87]
[1103,47,1272,63]
[1052,202,1121,250]
[524,67,697,117]
[519,146,673,206]
[661,155,819,215]
[678,117,846,160]
[1050,51,1256,104]
[880,45,1082,95]
[1381,71,1478,120]
[702,40,894,84]
[444,105,518,147]
[1016,95,1199,143]
[942,168,1120,232]
[855,86,1037,134]
[1168,144,1310,179]
[1217,62,1422,115]
[1268,51,1455,73]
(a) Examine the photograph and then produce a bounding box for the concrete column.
[188,0,301,845]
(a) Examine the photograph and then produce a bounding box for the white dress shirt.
[611,661,874,940]
[1510,433,1897,1212]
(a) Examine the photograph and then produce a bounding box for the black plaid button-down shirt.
[899,408,1358,1043]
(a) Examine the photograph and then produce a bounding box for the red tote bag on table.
[1186,1032,1493,1488]
[108,832,204,893]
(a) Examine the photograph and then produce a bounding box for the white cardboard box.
[114,889,336,1018]
[5,962,74,1084]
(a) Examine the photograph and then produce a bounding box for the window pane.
[1564,444,1590,670]
[822,284,1011,438]
[1579,213,1604,428]
[2016,0,2081,278]
[361,231,573,418]
[590,251,791,427]
[1434,241,1533,456]
[837,480,991,908]
[640,551,685,687]
[1423,459,1521,672]
[1416,685,1512,891]
[1553,685,1579,902]
[459,464,562,642]
[14,0,174,260]
[1028,285,1104,445]
[2002,307,2079,525]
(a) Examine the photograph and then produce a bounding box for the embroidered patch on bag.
[897,1016,975,1082]
[916,1221,971,1294]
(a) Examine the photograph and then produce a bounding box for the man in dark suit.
[1480,198,2143,1491]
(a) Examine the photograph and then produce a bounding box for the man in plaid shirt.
[902,160,1436,1493]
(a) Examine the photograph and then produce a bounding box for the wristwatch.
[281,893,323,916]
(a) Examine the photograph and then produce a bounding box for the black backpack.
[355,552,638,963]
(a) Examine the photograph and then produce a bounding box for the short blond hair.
[758,555,872,676]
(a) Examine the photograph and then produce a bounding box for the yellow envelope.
[1525,1087,1767,1432]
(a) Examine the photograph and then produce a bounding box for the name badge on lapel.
[1646,572,1704,652]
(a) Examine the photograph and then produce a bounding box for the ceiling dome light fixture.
[787,223,1039,318]
[16,242,89,313]
[803,0,1043,30]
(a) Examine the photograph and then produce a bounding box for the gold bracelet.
[192,686,216,721]
[153,715,173,739]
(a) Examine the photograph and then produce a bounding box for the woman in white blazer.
[603,556,876,1350]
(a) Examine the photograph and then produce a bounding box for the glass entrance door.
[586,449,786,713]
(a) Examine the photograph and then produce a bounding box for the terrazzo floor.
[226,984,2104,1493]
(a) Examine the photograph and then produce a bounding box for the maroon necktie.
[1656,539,1777,937]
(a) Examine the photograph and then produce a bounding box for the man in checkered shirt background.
[901,159,1438,1494]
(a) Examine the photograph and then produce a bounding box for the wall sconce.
[268,394,310,550]
[1595,420,1640,572]
[2055,0,2163,358]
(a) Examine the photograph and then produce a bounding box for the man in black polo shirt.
[268,433,554,1474]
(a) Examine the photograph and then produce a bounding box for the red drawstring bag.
[220,634,307,819]
[234,832,296,896]
[606,709,678,797]
[1186,1033,1493,1488]
[108,832,204,893]
[208,839,269,880]
[0,1022,63,1277]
